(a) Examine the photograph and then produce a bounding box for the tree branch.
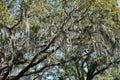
[93,59,120,77]
[23,54,87,76]
[12,5,91,79]
[13,34,58,80]
[0,65,8,74]
[1,65,13,80]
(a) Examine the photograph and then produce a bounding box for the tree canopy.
[0,0,120,80]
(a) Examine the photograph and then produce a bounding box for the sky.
[118,0,120,7]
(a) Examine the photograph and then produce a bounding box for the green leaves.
[0,0,120,80]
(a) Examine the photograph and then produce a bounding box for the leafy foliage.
[0,0,120,80]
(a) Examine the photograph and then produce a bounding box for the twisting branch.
[12,4,93,79]
[32,46,60,67]
[13,34,59,80]
[1,65,13,80]
[92,58,120,77]
[23,53,89,76]
[0,65,8,74]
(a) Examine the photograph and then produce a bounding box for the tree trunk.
[86,75,94,80]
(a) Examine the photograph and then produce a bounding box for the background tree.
[0,0,120,80]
